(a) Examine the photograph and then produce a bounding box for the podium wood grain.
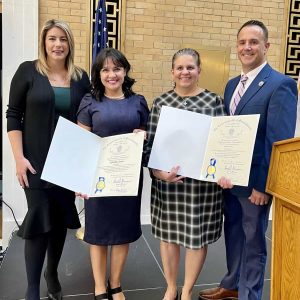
[266,137,300,300]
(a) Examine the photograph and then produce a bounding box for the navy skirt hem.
[83,231,142,246]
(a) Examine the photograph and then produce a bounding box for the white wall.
[2,0,38,248]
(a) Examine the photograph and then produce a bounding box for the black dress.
[6,61,91,238]
[77,93,149,245]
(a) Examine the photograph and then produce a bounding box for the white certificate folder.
[148,106,260,186]
[41,117,144,197]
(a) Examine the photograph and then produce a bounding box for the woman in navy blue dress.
[77,48,149,300]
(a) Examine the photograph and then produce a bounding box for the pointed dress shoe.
[44,269,62,300]
[47,291,62,300]
[198,287,238,300]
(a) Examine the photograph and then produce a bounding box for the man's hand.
[248,188,270,205]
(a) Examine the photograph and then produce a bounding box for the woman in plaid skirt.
[144,48,226,300]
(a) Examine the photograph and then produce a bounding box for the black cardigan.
[7,61,91,188]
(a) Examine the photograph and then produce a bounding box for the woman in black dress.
[6,19,90,300]
[77,48,149,300]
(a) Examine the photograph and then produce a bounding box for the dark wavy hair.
[91,48,136,101]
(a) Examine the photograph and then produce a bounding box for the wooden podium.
[266,137,300,300]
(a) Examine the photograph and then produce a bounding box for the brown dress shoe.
[199,287,220,296]
[198,287,238,300]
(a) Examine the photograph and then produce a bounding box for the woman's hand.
[15,157,36,188]
[152,166,184,183]
[8,130,36,188]
[75,192,89,200]
[217,176,233,189]
[133,128,147,140]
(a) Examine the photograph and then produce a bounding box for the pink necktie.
[230,75,248,115]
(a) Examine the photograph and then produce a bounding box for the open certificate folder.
[41,117,144,197]
[148,106,260,186]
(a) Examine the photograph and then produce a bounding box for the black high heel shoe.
[44,269,62,300]
[107,279,126,300]
[94,293,109,300]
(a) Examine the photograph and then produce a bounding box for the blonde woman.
[6,19,90,300]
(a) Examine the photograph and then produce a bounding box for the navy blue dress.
[77,93,149,245]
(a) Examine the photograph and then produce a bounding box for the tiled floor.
[0,224,271,300]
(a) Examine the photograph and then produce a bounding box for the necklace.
[104,93,125,100]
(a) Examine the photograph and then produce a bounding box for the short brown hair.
[237,20,268,41]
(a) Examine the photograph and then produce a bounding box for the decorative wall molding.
[285,0,300,80]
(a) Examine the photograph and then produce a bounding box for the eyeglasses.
[100,67,124,74]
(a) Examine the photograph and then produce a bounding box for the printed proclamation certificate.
[41,117,144,197]
[148,106,259,186]
[200,115,260,186]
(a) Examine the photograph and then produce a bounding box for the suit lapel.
[234,64,272,115]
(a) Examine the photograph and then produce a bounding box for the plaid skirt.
[151,177,223,249]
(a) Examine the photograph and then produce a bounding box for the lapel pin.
[258,81,264,87]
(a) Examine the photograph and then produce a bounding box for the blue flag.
[92,0,108,63]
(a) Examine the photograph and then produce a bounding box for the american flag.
[92,0,108,62]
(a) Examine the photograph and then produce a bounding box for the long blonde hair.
[36,19,83,81]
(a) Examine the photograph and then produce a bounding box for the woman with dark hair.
[6,19,90,300]
[77,48,149,300]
